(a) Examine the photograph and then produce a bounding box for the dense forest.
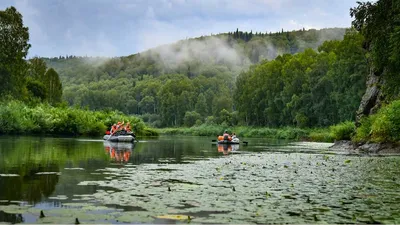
[42,28,354,128]
[235,30,367,127]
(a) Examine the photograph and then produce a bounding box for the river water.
[0,136,399,224]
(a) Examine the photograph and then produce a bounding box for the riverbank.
[0,100,158,137]
[329,140,400,154]
[155,124,351,143]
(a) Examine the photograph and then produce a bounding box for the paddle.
[107,131,115,141]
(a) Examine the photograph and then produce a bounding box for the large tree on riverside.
[350,0,400,125]
[0,6,31,99]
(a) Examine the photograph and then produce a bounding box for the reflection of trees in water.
[0,210,24,224]
[0,163,60,204]
[0,136,108,204]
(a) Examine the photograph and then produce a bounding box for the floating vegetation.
[48,195,68,200]
[64,168,85,170]
[0,174,19,177]
[156,214,193,220]
[35,172,61,175]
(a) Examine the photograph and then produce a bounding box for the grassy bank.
[155,122,356,142]
[0,100,158,137]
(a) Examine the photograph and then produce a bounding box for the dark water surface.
[0,136,399,224]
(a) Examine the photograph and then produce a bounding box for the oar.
[107,132,114,141]
[242,141,249,145]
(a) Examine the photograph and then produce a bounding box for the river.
[0,136,399,224]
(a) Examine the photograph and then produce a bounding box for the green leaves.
[234,30,367,128]
[0,6,30,99]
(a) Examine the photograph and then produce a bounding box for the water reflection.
[0,211,23,224]
[217,144,239,155]
[0,136,109,205]
[103,141,135,163]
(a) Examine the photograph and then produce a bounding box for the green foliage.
[157,125,311,140]
[234,29,367,127]
[26,79,47,101]
[351,0,400,99]
[308,129,334,142]
[0,100,157,137]
[0,6,30,99]
[276,127,308,140]
[329,121,355,141]
[356,100,400,143]
[183,111,202,127]
[217,109,233,126]
[195,93,208,116]
[44,68,63,105]
[353,115,375,142]
[40,28,347,128]
[28,57,47,80]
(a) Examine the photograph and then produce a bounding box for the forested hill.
[43,28,346,86]
[40,27,359,128]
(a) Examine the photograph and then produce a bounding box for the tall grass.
[0,100,158,137]
[329,121,355,141]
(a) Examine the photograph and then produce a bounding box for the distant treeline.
[41,27,356,128]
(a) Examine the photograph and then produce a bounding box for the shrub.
[0,100,157,137]
[308,128,333,142]
[329,121,355,141]
[353,115,374,142]
[370,100,400,142]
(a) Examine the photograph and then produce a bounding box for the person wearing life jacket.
[110,124,117,134]
[223,130,232,141]
[113,121,125,135]
[124,122,131,132]
[116,121,122,130]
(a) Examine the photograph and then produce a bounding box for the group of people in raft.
[217,130,237,142]
[105,121,133,136]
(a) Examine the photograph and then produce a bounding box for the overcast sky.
[0,0,359,58]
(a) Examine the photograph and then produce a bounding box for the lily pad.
[156,214,193,220]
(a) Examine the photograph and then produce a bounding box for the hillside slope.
[43,28,346,86]
[40,28,354,127]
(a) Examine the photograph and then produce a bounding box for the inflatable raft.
[103,131,136,142]
[217,138,240,144]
